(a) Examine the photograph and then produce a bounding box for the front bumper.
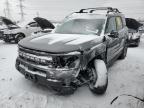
[3,34,16,41]
[15,57,78,89]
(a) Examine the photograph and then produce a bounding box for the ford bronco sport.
[16,7,128,94]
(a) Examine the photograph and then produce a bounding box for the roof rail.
[78,7,121,14]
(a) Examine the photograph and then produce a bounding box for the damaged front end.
[16,46,82,92]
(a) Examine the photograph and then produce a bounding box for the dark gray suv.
[16,7,128,95]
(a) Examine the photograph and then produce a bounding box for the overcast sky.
[0,0,144,22]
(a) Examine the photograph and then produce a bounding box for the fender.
[88,43,107,63]
[81,43,107,70]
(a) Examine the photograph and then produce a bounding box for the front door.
[105,17,120,63]
[115,16,126,53]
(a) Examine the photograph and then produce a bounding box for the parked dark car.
[16,7,129,95]
[126,18,143,47]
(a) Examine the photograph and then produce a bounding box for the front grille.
[18,46,69,69]
[19,46,54,66]
[19,46,80,69]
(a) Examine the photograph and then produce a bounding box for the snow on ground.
[0,38,144,108]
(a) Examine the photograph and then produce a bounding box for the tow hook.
[25,73,36,82]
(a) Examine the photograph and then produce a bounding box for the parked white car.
[1,17,55,43]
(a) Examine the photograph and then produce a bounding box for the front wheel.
[89,59,108,94]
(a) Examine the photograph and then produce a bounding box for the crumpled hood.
[19,33,103,53]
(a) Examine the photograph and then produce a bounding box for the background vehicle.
[126,18,143,46]
[16,7,128,95]
[0,17,14,40]
[31,17,55,37]
[1,17,55,43]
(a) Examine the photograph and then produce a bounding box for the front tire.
[89,59,108,94]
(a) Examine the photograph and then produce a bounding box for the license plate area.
[25,72,37,82]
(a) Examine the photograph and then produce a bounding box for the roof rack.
[78,7,121,14]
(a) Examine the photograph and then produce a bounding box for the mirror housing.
[108,30,119,38]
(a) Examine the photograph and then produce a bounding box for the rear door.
[105,16,120,63]
[115,16,126,53]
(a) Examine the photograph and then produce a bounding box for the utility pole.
[18,0,25,21]
[5,0,11,18]
[3,9,7,17]
[36,12,39,17]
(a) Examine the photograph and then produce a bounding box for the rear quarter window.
[116,17,123,31]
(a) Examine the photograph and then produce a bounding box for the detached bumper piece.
[15,57,77,94]
[128,38,140,46]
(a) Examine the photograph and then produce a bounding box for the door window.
[105,17,117,33]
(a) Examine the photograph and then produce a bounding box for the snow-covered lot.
[0,38,144,108]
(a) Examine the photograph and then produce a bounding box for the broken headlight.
[48,55,81,78]
[51,55,80,69]
[63,56,80,69]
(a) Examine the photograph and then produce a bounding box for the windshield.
[55,18,105,36]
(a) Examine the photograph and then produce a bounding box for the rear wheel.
[89,59,108,94]
[15,33,25,43]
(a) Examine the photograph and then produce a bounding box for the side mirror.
[109,30,119,38]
